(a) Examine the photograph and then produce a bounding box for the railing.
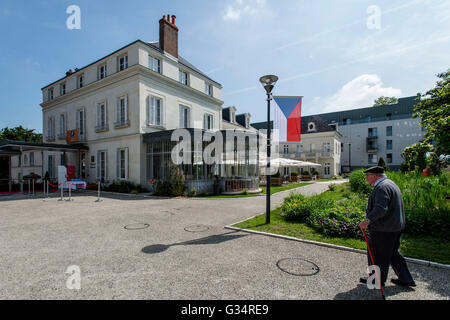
[114,120,130,129]
[95,124,109,132]
[337,113,413,126]
[222,177,259,193]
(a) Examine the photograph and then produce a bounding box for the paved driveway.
[0,181,448,300]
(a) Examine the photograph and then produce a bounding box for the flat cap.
[364,166,385,174]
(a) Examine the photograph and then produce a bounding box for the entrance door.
[81,152,87,179]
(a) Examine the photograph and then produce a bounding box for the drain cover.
[124,223,150,230]
[184,224,209,232]
[276,258,320,276]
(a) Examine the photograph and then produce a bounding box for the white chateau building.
[2,15,261,194]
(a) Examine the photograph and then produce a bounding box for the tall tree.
[373,96,398,106]
[0,126,42,142]
[413,69,450,156]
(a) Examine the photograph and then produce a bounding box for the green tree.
[401,142,433,173]
[0,126,42,142]
[413,69,450,156]
[373,96,398,106]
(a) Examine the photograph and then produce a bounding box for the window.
[387,153,393,163]
[386,140,392,150]
[60,83,66,95]
[24,155,28,166]
[368,127,377,137]
[323,142,331,152]
[310,143,315,152]
[30,152,34,166]
[97,150,107,180]
[148,96,162,126]
[179,105,190,128]
[367,116,371,122]
[78,74,84,88]
[245,116,250,129]
[344,118,351,125]
[59,114,66,137]
[203,114,213,130]
[148,55,161,73]
[118,55,128,71]
[386,113,392,120]
[324,163,331,176]
[60,153,65,166]
[205,83,213,96]
[179,70,188,85]
[296,145,303,153]
[47,117,55,140]
[116,148,128,180]
[283,145,289,154]
[48,88,54,101]
[368,154,378,164]
[386,126,392,136]
[76,109,85,136]
[307,122,316,132]
[97,102,107,129]
[341,143,344,153]
[48,155,55,178]
[98,64,107,79]
[116,96,129,127]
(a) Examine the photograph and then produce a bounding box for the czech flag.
[273,96,302,142]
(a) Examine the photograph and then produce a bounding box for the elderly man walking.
[359,166,416,287]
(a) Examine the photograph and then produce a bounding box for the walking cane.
[363,229,386,300]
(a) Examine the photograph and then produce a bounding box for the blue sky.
[0,0,449,132]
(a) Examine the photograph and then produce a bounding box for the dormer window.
[149,55,161,73]
[78,74,84,88]
[118,54,128,71]
[98,63,107,79]
[60,83,66,95]
[307,122,316,132]
[48,88,54,101]
[230,110,236,124]
[205,83,213,97]
[179,70,188,86]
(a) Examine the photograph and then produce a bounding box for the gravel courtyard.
[0,181,448,300]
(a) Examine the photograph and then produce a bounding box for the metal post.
[32,179,35,197]
[96,181,101,202]
[68,182,72,201]
[266,92,271,224]
[59,182,63,201]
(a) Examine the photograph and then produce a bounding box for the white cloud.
[223,0,266,21]
[321,74,402,113]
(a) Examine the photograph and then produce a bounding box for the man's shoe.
[391,278,416,287]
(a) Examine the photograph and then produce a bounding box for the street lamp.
[259,75,278,224]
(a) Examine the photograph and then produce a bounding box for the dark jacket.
[366,178,405,232]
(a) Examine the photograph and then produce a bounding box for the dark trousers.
[367,230,414,285]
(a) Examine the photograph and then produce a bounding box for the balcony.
[95,124,109,133]
[366,138,378,153]
[114,119,130,129]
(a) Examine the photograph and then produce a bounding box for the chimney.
[159,14,178,58]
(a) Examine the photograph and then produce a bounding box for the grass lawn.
[233,184,450,265]
[196,182,314,198]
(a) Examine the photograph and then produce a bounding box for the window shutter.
[126,96,129,121]
[125,148,129,180]
[97,151,100,179]
[116,149,120,179]
[146,96,150,125]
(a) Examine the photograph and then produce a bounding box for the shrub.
[328,184,336,191]
[311,169,319,175]
[189,187,197,197]
[349,169,373,195]
[243,188,248,195]
[307,198,366,238]
[272,171,281,178]
[280,194,334,222]
[290,171,299,177]
[302,171,310,176]
[104,180,145,194]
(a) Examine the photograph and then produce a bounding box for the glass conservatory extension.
[143,129,260,194]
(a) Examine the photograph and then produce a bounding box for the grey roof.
[0,140,88,151]
[251,96,418,130]
[146,42,222,87]
[42,39,222,90]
